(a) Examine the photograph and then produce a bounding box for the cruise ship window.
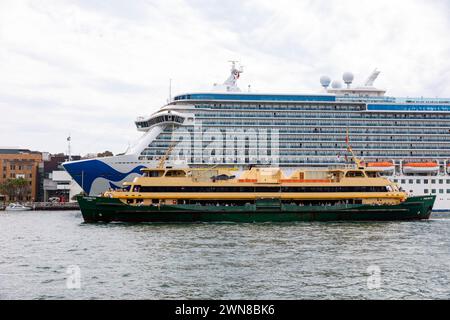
[439,189,444,194]
[447,180,450,184]
[416,179,421,184]
[409,179,414,184]
[424,189,429,194]
[447,189,450,194]
[439,179,444,184]
[431,189,436,194]
[424,180,429,184]
[401,179,406,184]
[431,179,436,184]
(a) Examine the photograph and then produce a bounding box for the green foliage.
[0,178,31,202]
[97,151,114,157]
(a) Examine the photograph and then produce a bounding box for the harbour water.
[1,210,449,299]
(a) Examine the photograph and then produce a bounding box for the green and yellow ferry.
[77,164,435,223]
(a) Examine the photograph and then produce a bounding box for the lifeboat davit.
[366,162,395,172]
[403,162,439,174]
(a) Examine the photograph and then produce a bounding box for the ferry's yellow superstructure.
[77,165,435,223]
[103,166,406,206]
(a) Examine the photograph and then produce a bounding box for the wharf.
[0,202,79,211]
[31,202,80,210]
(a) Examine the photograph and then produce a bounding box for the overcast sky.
[1,0,449,155]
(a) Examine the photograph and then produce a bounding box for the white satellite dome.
[343,72,354,84]
[320,76,331,88]
[331,80,342,89]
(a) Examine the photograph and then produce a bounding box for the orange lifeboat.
[366,161,395,172]
[403,162,439,174]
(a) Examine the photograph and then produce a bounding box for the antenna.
[169,78,172,102]
[221,60,243,92]
[228,60,238,69]
[67,134,72,161]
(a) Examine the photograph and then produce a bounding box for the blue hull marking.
[63,159,146,194]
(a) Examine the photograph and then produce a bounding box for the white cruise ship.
[63,62,450,211]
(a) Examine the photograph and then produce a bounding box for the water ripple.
[0,211,450,299]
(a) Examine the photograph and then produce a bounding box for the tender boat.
[402,162,440,174]
[366,161,395,172]
[5,203,32,211]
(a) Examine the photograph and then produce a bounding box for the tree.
[15,178,31,201]
[97,151,114,157]
[0,178,31,202]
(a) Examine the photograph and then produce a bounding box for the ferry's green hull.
[77,195,435,223]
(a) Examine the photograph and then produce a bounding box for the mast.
[67,134,72,161]
[157,124,177,169]
[345,128,364,169]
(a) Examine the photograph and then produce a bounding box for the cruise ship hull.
[77,195,435,223]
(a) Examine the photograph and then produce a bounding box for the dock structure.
[31,202,79,210]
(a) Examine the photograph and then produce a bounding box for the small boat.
[5,203,32,211]
[403,162,439,174]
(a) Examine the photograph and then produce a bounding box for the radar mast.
[212,61,243,92]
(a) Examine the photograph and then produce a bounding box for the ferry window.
[165,170,186,177]
[148,170,164,177]
[126,199,134,204]
[424,189,429,194]
[345,171,365,178]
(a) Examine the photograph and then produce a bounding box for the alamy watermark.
[366,265,381,290]
[66,265,81,289]
[161,120,280,165]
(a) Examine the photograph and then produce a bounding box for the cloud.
[0,0,449,155]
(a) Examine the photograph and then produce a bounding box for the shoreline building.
[40,153,82,202]
[0,148,42,202]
